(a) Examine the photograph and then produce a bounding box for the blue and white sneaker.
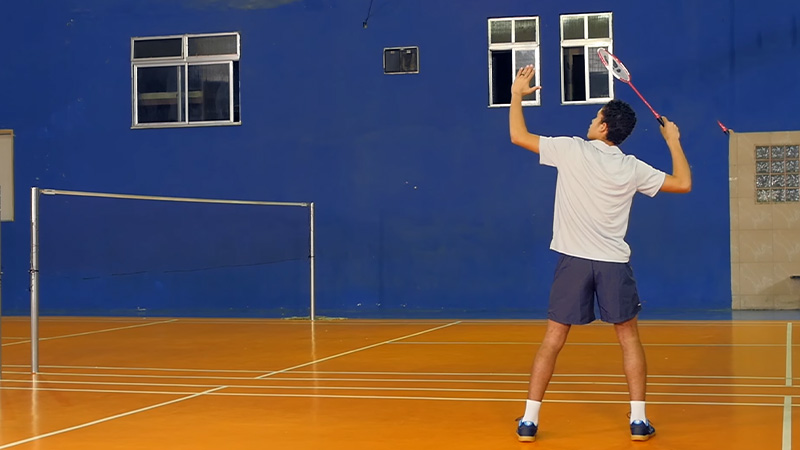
[517,420,538,442]
[630,419,656,441]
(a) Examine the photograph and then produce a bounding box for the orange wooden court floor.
[0,317,797,449]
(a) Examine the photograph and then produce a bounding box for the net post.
[309,202,315,321]
[30,187,40,374]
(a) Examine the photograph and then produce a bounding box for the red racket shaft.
[626,82,664,126]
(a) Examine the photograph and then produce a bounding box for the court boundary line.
[391,341,789,347]
[0,321,461,448]
[3,366,792,381]
[0,385,794,408]
[783,396,792,450]
[787,323,793,387]
[0,386,225,450]
[1,319,178,347]
[4,372,796,390]
[254,321,461,379]
[784,323,793,450]
[1,378,797,400]
[4,317,794,326]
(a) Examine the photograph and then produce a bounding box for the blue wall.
[0,0,798,318]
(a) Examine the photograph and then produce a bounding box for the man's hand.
[659,116,681,142]
[512,65,541,98]
[657,116,692,193]
[509,65,541,153]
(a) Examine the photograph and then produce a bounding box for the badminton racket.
[597,48,664,126]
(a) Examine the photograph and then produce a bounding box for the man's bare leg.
[517,319,571,442]
[613,316,646,402]
[614,316,656,440]
[527,319,571,401]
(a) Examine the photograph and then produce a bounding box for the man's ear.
[598,121,609,137]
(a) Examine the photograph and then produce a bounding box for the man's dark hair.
[601,100,637,145]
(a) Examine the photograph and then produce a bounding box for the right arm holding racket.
[658,118,692,193]
[596,48,691,193]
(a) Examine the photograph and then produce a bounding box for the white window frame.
[131,32,241,129]
[488,16,541,108]
[560,13,613,105]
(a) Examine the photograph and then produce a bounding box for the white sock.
[630,401,646,423]
[521,400,541,425]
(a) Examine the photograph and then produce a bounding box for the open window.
[560,13,613,104]
[488,17,540,107]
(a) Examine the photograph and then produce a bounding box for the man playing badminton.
[508,64,691,442]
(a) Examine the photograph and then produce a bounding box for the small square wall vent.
[383,47,419,74]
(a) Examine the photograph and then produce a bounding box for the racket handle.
[656,116,664,127]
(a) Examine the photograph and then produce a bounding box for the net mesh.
[38,193,311,318]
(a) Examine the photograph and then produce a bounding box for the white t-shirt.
[539,136,666,263]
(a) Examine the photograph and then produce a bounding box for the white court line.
[783,396,792,450]
[0,321,461,448]
[3,364,272,374]
[7,372,796,390]
[1,319,178,347]
[0,385,788,408]
[1,378,795,399]
[3,366,790,382]
[0,387,225,450]
[1,317,164,323]
[392,341,786,347]
[448,320,791,326]
[787,323,793,387]
[784,324,793,450]
[254,321,461,379]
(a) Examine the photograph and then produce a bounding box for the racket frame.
[597,48,664,126]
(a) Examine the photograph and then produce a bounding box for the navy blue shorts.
[548,253,641,325]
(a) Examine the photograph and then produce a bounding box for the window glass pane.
[384,47,418,74]
[491,50,512,105]
[514,49,538,102]
[515,19,537,43]
[188,35,238,57]
[137,66,185,123]
[134,38,182,59]
[233,61,240,123]
[188,64,231,122]
[490,20,512,44]
[562,16,584,40]
[588,46,610,99]
[587,15,610,39]
[563,46,585,101]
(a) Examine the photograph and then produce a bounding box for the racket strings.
[598,49,631,82]
[611,61,630,82]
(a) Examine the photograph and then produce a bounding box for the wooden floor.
[0,317,797,449]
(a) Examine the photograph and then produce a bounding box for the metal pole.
[309,202,315,321]
[30,187,40,374]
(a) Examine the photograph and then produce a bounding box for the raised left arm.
[509,65,542,154]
